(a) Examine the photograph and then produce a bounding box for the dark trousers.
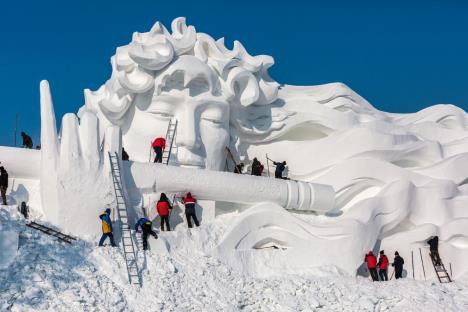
[379,269,388,281]
[154,146,163,163]
[430,250,441,265]
[369,268,379,281]
[1,186,6,205]
[99,232,116,246]
[395,268,403,279]
[186,212,200,228]
[142,230,157,250]
[21,207,28,219]
[160,216,170,231]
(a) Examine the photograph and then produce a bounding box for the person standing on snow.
[392,251,405,279]
[152,137,166,163]
[20,201,29,219]
[234,162,244,174]
[98,208,116,247]
[272,160,287,179]
[251,158,264,176]
[122,147,130,161]
[134,217,158,250]
[21,132,33,149]
[377,250,389,281]
[182,192,200,228]
[428,236,441,265]
[365,251,379,281]
[0,166,8,205]
[156,193,173,231]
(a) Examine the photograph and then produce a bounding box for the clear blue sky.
[1,0,467,146]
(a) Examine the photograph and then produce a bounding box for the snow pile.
[0,207,20,269]
[2,208,468,311]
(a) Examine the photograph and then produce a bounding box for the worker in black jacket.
[0,166,8,205]
[392,251,405,279]
[273,161,287,179]
[21,132,33,149]
[428,236,441,265]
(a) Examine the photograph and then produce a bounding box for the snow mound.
[3,211,468,311]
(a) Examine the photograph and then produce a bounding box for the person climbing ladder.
[152,136,166,163]
[134,217,158,250]
[428,236,441,266]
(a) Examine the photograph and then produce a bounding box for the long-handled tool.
[419,248,426,280]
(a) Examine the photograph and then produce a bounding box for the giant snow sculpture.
[0,17,467,279]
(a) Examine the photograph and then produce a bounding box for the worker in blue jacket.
[99,208,116,247]
[135,217,158,250]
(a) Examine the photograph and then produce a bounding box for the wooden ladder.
[109,152,142,287]
[430,253,452,283]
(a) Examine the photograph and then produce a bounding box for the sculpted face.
[121,56,230,170]
[83,18,280,168]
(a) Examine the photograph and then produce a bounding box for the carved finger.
[79,110,100,169]
[59,113,81,171]
[40,80,59,168]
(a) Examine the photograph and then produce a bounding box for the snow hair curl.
[82,17,288,138]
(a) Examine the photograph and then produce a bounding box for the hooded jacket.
[183,194,197,213]
[392,255,404,270]
[152,137,166,149]
[378,254,389,270]
[99,212,112,234]
[428,236,439,252]
[365,252,377,269]
[156,200,172,217]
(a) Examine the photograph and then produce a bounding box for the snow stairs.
[109,152,142,287]
[26,221,77,244]
[430,253,452,283]
[162,119,178,165]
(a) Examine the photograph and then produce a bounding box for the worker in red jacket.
[156,193,172,231]
[365,251,378,281]
[377,250,389,281]
[182,192,200,228]
[152,137,166,163]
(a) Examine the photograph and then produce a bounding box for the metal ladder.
[162,119,178,165]
[430,252,452,283]
[108,152,142,287]
[26,221,77,244]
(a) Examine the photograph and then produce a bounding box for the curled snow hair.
[81,17,289,141]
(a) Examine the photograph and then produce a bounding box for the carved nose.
[176,111,201,150]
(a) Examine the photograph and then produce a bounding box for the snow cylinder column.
[125,162,335,213]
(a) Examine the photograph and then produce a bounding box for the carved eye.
[157,112,173,118]
[151,110,174,119]
[203,117,224,125]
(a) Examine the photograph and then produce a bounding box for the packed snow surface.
[2,208,468,312]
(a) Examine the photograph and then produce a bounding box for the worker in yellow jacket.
[98,208,116,247]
